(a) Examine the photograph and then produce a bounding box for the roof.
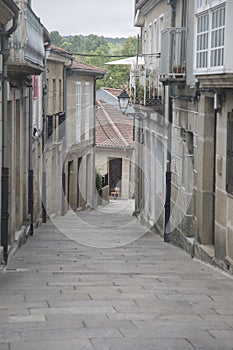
[48,45,73,61]
[101,87,122,98]
[69,60,106,77]
[96,100,133,149]
[0,0,19,26]
[49,45,72,55]
[96,88,136,115]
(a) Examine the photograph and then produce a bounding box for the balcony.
[159,27,187,86]
[7,5,47,79]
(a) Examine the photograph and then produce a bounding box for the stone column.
[196,95,215,245]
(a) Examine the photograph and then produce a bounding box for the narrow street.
[1,200,233,350]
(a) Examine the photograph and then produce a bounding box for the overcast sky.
[32,0,139,38]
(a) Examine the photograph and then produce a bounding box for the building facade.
[43,46,72,218]
[65,60,105,211]
[96,93,134,200]
[0,0,49,263]
[134,0,233,272]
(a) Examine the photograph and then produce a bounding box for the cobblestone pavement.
[1,200,233,350]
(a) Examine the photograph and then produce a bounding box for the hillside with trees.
[50,31,138,89]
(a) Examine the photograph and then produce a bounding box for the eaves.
[0,0,19,26]
[68,68,106,78]
[96,145,134,152]
[136,0,163,15]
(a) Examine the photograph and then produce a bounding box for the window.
[153,20,157,54]
[196,14,209,68]
[195,4,225,69]
[53,79,56,111]
[210,6,225,67]
[226,111,233,194]
[58,112,65,141]
[59,79,62,111]
[196,0,209,9]
[147,23,152,55]
[76,81,81,143]
[84,82,90,140]
[158,15,164,53]
[47,115,53,140]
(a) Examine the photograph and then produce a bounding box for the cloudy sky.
[32,0,139,38]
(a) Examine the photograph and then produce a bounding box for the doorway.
[109,158,122,197]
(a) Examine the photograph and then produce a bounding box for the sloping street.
[1,200,233,350]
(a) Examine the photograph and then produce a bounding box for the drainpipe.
[61,64,67,216]
[42,40,50,223]
[164,96,173,242]
[1,10,19,263]
[61,57,73,215]
[93,77,97,208]
[27,75,33,234]
[42,46,50,222]
[213,97,218,246]
[164,0,176,242]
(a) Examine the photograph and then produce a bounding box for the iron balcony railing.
[160,27,187,80]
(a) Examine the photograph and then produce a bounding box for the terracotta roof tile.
[70,60,106,76]
[96,100,133,149]
[101,87,122,98]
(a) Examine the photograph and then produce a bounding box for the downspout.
[1,11,19,263]
[61,56,73,215]
[27,75,33,234]
[164,0,176,242]
[213,96,218,246]
[42,44,50,222]
[93,77,97,208]
[61,63,68,216]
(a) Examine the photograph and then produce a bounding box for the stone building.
[133,0,170,232]
[133,0,233,272]
[43,46,73,218]
[95,89,134,200]
[0,0,49,263]
[65,60,106,211]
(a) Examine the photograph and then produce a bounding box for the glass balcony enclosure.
[160,27,187,82]
[8,4,46,77]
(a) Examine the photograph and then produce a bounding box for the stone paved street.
[1,200,233,350]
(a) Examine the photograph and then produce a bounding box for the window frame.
[76,81,81,143]
[194,1,226,73]
[84,81,90,141]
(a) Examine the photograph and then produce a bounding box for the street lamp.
[118,89,130,114]
[118,89,143,216]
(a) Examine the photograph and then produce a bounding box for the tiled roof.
[70,60,106,76]
[49,45,71,54]
[96,100,133,149]
[101,87,122,98]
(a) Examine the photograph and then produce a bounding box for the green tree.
[121,36,138,57]
[49,32,138,89]
[50,31,64,47]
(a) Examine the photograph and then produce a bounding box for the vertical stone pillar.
[196,95,215,245]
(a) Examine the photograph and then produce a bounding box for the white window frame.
[210,6,225,67]
[147,23,152,55]
[158,15,164,54]
[196,0,225,12]
[153,20,157,54]
[195,1,226,73]
[84,81,90,141]
[76,81,81,143]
